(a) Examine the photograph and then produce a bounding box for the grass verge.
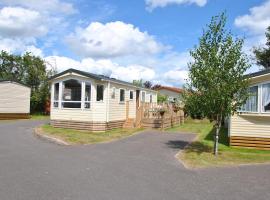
[40,124,143,145]
[31,114,50,120]
[167,119,270,168]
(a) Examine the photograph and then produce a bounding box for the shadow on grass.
[165,140,189,150]
[204,127,229,146]
[184,126,230,155]
[185,142,213,155]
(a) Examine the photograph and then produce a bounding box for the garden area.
[168,119,270,168]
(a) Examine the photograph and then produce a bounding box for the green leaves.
[184,12,250,122]
[253,26,270,69]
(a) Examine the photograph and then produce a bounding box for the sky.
[0,0,269,86]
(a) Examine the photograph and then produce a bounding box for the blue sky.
[0,0,269,86]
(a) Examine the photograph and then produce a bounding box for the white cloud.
[24,45,44,57]
[0,38,43,56]
[0,0,76,15]
[146,0,207,10]
[45,55,190,86]
[65,21,167,58]
[163,69,188,85]
[45,56,156,82]
[0,7,47,38]
[235,0,270,35]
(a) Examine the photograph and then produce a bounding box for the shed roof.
[0,80,30,88]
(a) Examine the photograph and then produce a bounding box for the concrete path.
[0,120,269,200]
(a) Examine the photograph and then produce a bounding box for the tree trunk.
[214,117,221,156]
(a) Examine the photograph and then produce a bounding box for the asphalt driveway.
[0,120,270,200]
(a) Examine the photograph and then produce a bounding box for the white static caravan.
[49,68,157,131]
[229,69,270,149]
[0,80,31,119]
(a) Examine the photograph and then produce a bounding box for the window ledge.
[237,112,270,117]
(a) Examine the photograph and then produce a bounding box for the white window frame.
[51,77,93,110]
[119,88,125,103]
[62,79,82,109]
[141,91,146,102]
[111,87,116,99]
[237,81,270,115]
[84,82,91,109]
[260,81,270,113]
[52,82,60,109]
[238,84,259,114]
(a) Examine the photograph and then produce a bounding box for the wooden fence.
[139,103,184,129]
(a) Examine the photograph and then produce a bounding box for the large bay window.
[240,82,270,114]
[62,79,82,108]
[52,79,92,109]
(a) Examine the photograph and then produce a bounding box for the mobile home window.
[62,79,82,108]
[240,86,258,112]
[111,87,116,99]
[262,83,270,112]
[141,92,146,102]
[53,83,59,108]
[150,94,152,103]
[96,85,104,101]
[120,89,125,102]
[129,91,134,100]
[85,82,91,109]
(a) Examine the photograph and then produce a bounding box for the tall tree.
[253,26,270,69]
[132,79,143,87]
[143,81,153,89]
[184,13,250,155]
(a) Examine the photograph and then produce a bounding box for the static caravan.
[0,80,31,119]
[155,86,183,102]
[49,68,157,131]
[229,69,270,149]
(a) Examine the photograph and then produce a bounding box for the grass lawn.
[167,119,270,168]
[30,114,50,120]
[40,124,143,145]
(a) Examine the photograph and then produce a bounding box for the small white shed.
[0,80,31,119]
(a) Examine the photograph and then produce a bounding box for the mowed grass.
[167,119,270,168]
[31,114,50,120]
[41,124,143,145]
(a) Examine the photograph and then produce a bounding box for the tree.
[184,13,250,155]
[157,94,168,103]
[253,26,270,69]
[152,84,161,90]
[132,79,143,87]
[0,51,55,113]
[143,81,152,89]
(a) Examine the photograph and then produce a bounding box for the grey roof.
[246,68,270,78]
[0,80,30,88]
[49,68,155,91]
